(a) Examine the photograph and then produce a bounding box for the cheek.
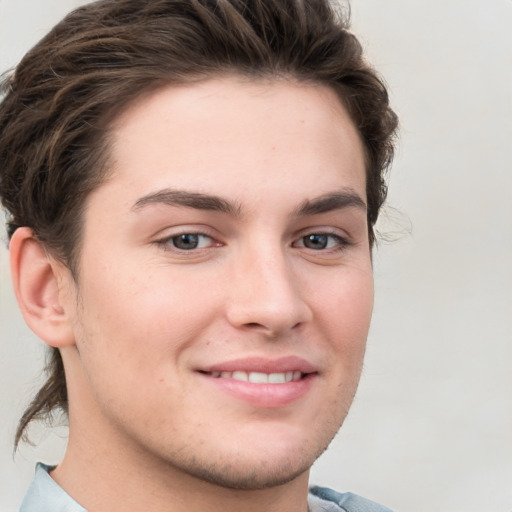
[68,274,189,416]
[315,268,374,361]
[72,261,218,370]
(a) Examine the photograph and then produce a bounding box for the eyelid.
[292,228,353,251]
[152,223,218,239]
[153,225,223,251]
[294,226,351,240]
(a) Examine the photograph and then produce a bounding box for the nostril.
[245,322,264,328]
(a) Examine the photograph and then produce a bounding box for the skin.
[12,77,373,512]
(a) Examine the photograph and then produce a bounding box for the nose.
[225,245,313,337]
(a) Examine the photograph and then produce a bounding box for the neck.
[53,436,310,512]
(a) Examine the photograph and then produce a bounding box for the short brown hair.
[0,0,398,447]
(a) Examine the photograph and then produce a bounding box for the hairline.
[62,72,375,280]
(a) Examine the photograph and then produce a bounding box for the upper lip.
[197,356,318,374]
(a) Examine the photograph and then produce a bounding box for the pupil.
[304,234,327,249]
[174,234,199,250]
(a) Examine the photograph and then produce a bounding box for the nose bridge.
[226,237,311,334]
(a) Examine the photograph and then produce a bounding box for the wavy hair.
[0,0,398,447]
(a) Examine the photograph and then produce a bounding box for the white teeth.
[210,371,303,383]
[268,372,286,384]
[248,372,268,383]
[232,371,248,382]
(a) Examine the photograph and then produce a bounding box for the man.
[0,0,398,511]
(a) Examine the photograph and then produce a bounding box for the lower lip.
[198,373,315,408]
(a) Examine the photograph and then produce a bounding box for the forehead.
[97,77,366,212]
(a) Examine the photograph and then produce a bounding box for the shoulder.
[309,485,394,512]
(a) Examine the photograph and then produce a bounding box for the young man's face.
[60,77,373,489]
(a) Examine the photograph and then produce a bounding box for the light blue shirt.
[19,463,86,512]
[19,463,393,512]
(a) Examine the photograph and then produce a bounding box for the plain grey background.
[1,1,511,510]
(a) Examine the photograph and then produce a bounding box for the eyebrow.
[132,189,242,216]
[132,187,366,217]
[294,190,367,216]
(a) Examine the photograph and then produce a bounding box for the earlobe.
[10,227,76,347]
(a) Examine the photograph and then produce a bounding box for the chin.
[178,451,315,490]
[165,428,334,491]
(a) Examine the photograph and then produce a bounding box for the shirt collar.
[19,463,86,512]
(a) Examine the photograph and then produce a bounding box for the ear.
[9,227,76,347]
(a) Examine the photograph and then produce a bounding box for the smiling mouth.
[198,362,316,406]
[202,370,305,383]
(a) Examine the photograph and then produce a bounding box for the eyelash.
[156,232,218,252]
[293,232,350,252]
[155,230,350,253]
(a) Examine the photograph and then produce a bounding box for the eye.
[295,233,346,251]
[168,233,214,250]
